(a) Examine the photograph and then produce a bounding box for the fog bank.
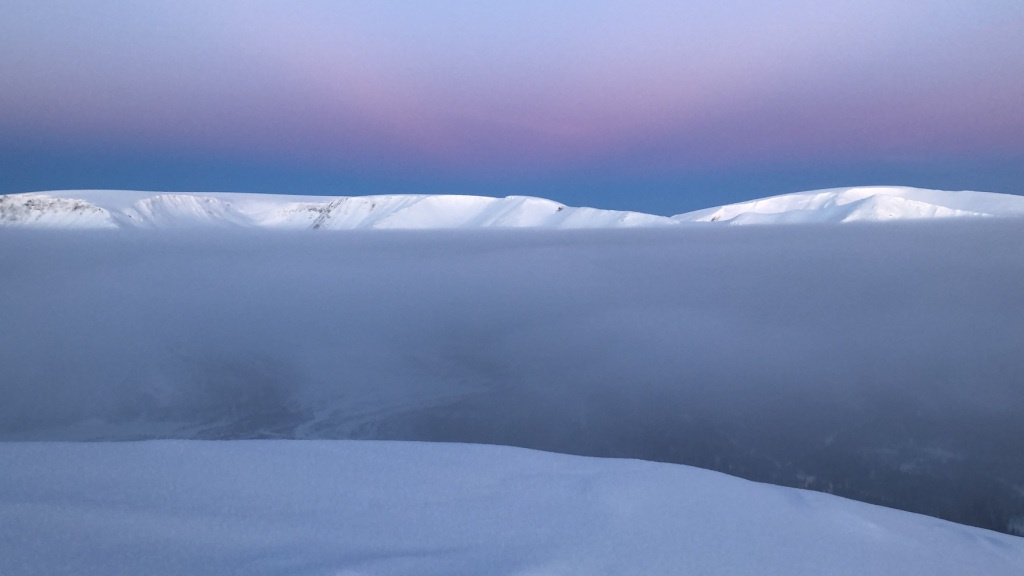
[2,222,1022,533]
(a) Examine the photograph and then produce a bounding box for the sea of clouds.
[2,222,1022,532]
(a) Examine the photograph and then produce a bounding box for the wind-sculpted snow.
[2,223,1024,535]
[2,441,1022,575]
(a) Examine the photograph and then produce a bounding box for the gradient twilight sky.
[2,1,1022,214]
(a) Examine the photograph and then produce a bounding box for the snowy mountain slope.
[2,186,1023,228]
[0,189,675,229]
[2,440,1022,576]
[0,193,119,228]
[121,194,255,228]
[673,186,1024,224]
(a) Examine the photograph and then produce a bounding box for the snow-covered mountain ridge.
[0,189,672,229]
[2,186,1023,229]
[673,186,1024,224]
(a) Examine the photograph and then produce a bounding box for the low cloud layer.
[2,223,1022,533]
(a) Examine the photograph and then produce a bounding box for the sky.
[1,1,1022,214]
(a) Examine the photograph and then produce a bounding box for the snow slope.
[0,193,119,228]
[1,440,1021,576]
[2,186,1023,228]
[673,186,1024,224]
[0,190,674,229]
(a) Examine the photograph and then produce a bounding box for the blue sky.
[2,0,1022,214]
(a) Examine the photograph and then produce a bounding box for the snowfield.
[2,440,1022,576]
[1,186,1023,229]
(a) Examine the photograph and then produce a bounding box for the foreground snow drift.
[1,440,1021,576]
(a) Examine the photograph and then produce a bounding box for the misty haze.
[4,221,1022,534]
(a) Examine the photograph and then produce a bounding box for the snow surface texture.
[1,186,1023,229]
[3,223,1023,535]
[2,440,1022,576]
